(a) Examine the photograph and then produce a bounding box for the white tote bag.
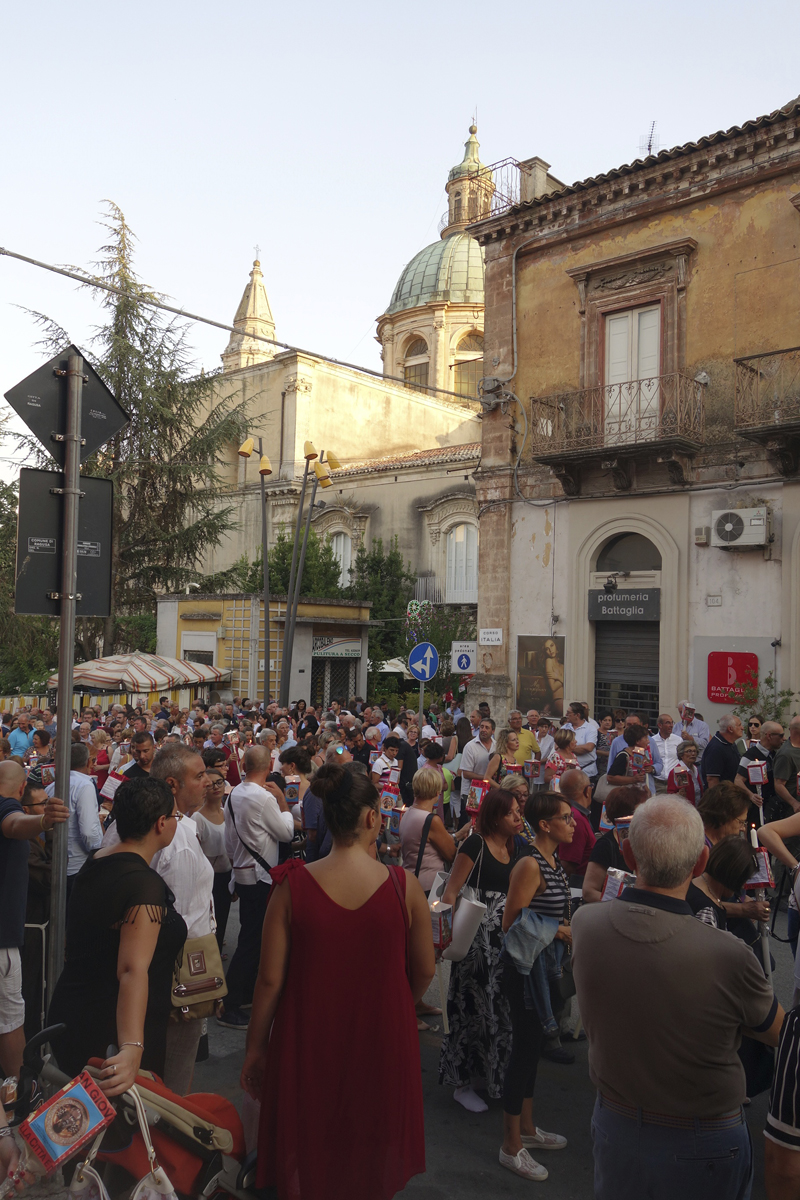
[439,839,488,963]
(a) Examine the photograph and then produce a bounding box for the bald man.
[0,762,68,1078]
[220,745,294,1029]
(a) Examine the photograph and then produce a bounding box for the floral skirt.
[438,891,512,1099]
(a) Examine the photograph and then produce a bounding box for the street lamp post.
[238,437,273,711]
[281,450,341,709]
[278,442,317,708]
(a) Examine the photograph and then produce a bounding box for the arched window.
[596,533,662,573]
[330,532,352,588]
[446,523,478,603]
[453,191,463,222]
[404,337,429,393]
[454,332,484,398]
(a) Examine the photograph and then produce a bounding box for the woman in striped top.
[497,792,574,1183]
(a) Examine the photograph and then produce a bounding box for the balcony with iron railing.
[529,372,706,493]
[414,573,477,605]
[735,346,800,474]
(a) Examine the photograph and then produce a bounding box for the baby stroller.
[14,1025,257,1200]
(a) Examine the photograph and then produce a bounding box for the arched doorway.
[593,532,662,727]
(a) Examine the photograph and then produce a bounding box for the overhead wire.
[0,245,482,407]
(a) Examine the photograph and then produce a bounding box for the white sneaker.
[499,1147,549,1181]
[454,1085,488,1113]
[521,1127,568,1151]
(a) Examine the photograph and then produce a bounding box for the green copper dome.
[385,232,485,315]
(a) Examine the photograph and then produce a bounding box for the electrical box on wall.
[694,526,710,546]
[710,507,770,549]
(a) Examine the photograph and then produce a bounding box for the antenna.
[638,121,661,158]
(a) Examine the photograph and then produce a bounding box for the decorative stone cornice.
[417,490,478,544]
[285,374,313,394]
[473,110,800,249]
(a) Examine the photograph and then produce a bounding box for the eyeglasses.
[166,812,184,822]
[551,813,575,825]
[736,818,748,829]
[748,722,761,729]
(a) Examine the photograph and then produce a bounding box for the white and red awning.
[47,652,230,693]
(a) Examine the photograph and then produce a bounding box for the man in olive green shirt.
[508,709,540,765]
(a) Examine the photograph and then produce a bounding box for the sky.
[1,0,798,480]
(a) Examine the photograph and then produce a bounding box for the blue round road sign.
[408,642,439,681]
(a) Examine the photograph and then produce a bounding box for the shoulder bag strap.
[463,835,485,891]
[228,796,272,874]
[414,811,435,878]
[388,865,411,982]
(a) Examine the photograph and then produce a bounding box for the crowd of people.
[3,692,800,1197]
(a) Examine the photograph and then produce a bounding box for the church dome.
[385,232,485,316]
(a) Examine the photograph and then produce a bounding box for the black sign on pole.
[15,468,113,616]
[588,588,661,622]
[4,343,129,467]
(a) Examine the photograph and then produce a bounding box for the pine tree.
[344,537,416,669]
[15,203,252,654]
[230,528,343,598]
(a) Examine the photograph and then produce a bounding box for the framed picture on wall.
[516,635,565,717]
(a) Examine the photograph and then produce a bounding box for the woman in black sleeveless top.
[49,777,187,1096]
[497,792,574,1183]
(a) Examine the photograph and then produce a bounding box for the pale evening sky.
[1,0,798,478]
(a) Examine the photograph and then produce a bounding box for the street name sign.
[15,468,113,616]
[451,640,477,673]
[408,642,439,681]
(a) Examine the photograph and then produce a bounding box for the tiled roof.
[334,442,481,478]
[511,97,800,212]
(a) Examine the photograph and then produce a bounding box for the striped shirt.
[767,1006,800,1150]
[528,846,569,920]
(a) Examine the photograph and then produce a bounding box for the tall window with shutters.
[330,532,352,588]
[446,523,478,603]
[604,305,661,445]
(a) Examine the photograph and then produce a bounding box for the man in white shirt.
[220,745,294,1030]
[45,742,103,898]
[653,714,684,788]
[458,719,496,819]
[102,743,213,1094]
[677,701,711,751]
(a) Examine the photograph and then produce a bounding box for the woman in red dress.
[241,763,434,1200]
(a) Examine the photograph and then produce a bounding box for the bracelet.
[0,1127,13,1139]
[119,1041,144,1050]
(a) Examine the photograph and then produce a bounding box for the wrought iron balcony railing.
[414,575,444,604]
[735,347,800,429]
[529,372,705,458]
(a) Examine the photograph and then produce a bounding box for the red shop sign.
[707,651,758,703]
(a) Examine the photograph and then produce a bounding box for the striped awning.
[48,652,230,692]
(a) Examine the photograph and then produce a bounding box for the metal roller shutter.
[594,621,660,728]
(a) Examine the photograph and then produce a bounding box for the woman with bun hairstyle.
[241,763,434,1200]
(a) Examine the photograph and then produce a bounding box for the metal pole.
[419,679,424,730]
[279,458,311,708]
[47,352,83,1003]
[285,470,320,689]
[258,437,271,709]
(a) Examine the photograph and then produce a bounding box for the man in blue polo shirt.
[8,714,34,759]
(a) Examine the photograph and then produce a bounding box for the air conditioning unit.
[710,507,770,549]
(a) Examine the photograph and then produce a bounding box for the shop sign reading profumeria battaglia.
[587,589,661,622]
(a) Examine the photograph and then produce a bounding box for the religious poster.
[516,636,565,717]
